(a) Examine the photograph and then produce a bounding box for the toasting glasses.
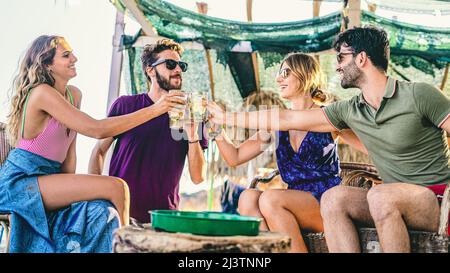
[168,90,208,129]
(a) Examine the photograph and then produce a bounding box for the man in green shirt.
[207,26,450,252]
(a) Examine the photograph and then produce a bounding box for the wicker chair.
[0,122,13,253]
[250,162,450,253]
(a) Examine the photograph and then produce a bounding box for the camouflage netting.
[113,0,343,54]
[361,11,450,76]
[113,0,450,97]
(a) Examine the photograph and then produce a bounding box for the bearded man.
[89,39,207,223]
[206,26,450,252]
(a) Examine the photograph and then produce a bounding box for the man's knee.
[320,186,349,217]
[367,186,400,223]
[238,189,260,215]
[368,184,440,229]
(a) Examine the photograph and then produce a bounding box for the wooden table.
[113,225,291,253]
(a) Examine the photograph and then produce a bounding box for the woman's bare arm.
[32,84,185,139]
[215,129,272,167]
[207,102,336,133]
[60,85,82,173]
[337,129,368,155]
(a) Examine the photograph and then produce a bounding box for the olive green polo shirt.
[323,77,450,186]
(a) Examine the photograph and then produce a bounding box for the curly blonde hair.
[6,35,59,146]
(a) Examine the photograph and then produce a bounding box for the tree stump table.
[113,225,291,253]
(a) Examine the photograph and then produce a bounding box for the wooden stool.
[113,225,291,253]
[0,214,10,253]
[0,123,12,253]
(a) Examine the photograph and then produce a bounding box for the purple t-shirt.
[108,93,208,223]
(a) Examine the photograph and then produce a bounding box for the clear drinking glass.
[168,90,187,129]
[187,91,207,123]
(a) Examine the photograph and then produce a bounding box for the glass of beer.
[187,91,207,123]
[168,90,187,129]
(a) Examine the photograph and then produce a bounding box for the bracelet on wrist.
[209,125,223,141]
[188,140,200,144]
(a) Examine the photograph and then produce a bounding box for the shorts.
[426,183,449,236]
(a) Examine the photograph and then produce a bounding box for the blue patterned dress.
[276,130,341,201]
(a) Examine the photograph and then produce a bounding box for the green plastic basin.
[150,210,261,236]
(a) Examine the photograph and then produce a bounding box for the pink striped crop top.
[16,87,77,163]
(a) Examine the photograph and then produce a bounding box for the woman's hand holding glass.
[206,101,227,126]
[206,101,227,139]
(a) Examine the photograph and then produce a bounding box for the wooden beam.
[196,2,215,100]
[313,0,322,64]
[440,63,449,91]
[204,50,215,100]
[313,0,322,17]
[389,63,410,82]
[133,36,204,50]
[196,1,208,14]
[195,1,216,211]
[122,0,158,36]
[347,0,361,29]
[246,0,253,22]
[368,3,377,13]
[246,0,260,92]
[107,11,125,112]
[440,63,449,146]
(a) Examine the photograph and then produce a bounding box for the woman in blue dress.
[209,53,367,252]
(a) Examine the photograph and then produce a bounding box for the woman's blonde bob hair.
[281,52,328,103]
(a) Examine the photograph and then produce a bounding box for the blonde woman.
[209,53,366,252]
[0,35,185,252]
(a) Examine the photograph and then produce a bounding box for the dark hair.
[141,39,184,82]
[332,26,390,72]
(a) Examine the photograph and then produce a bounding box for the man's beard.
[155,70,182,91]
[340,61,364,89]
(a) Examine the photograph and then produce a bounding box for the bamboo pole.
[107,11,125,112]
[122,0,159,93]
[196,2,215,101]
[347,0,361,29]
[439,63,449,143]
[122,0,158,36]
[389,63,411,82]
[247,0,260,93]
[313,0,322,64]
[440,63,449,91]
[196,2,216,211]
[368,3,377,13]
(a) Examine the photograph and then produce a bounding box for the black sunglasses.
[151,59,188,72]
[336,52,355,64]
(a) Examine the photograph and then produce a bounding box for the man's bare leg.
[367,183,440,253]
[320,185,374,252]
